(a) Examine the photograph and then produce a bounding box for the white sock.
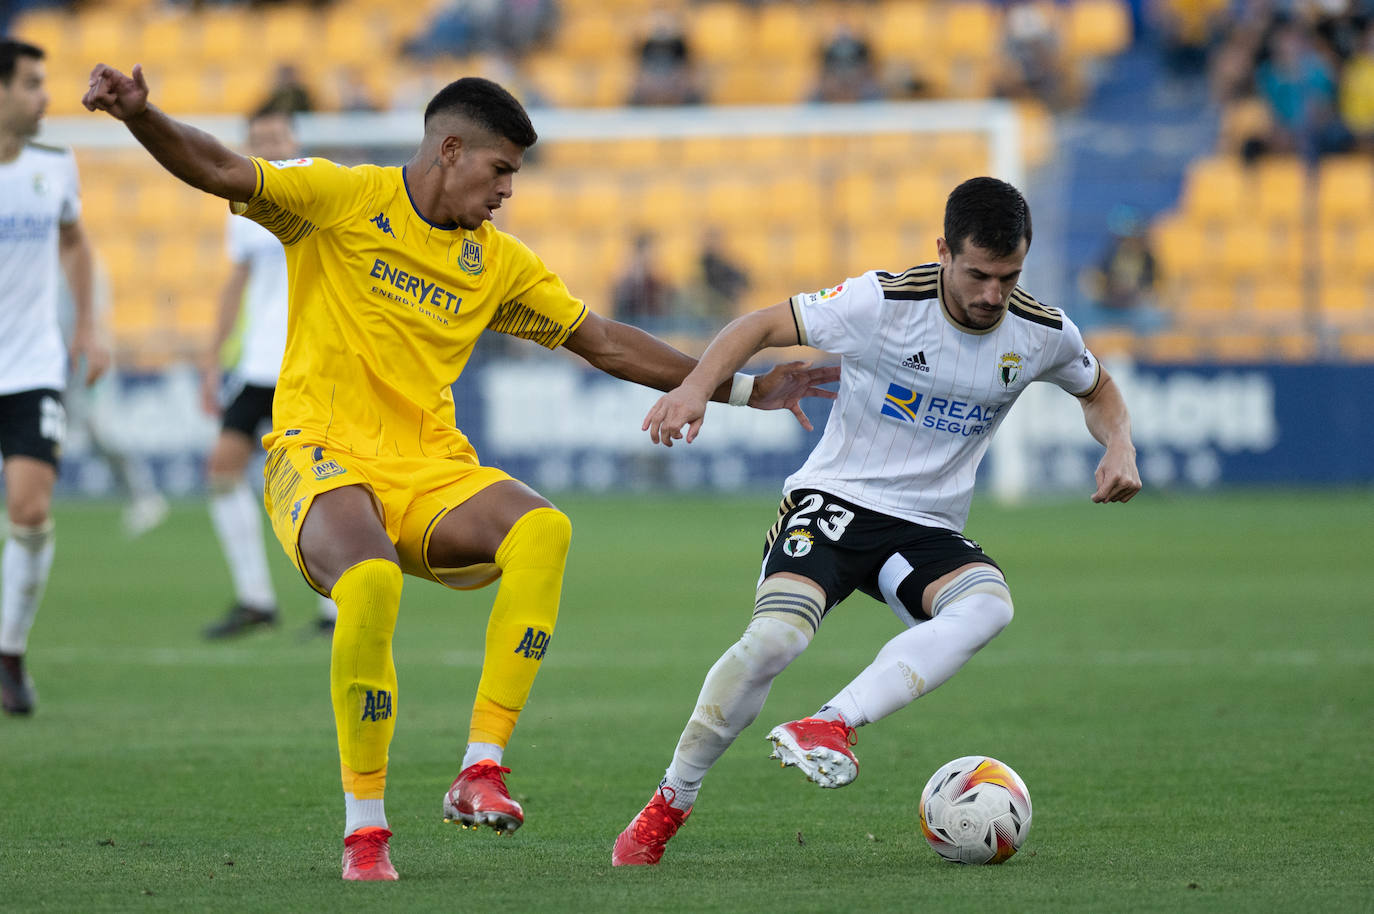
[317,595,339,622]
[0,521,56,655]
[344,794,387,835]
[823,592,1013,727]
[208,481,276,610]
[662,617,811,811]
[462,742,504,769]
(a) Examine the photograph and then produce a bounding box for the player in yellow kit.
[82,65,836,881]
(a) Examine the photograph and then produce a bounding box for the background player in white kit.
[614,177,1142,865]
[198,109,336,639]
[0,39,110,714]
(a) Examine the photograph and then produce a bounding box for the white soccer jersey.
[225,211,289,387]
[785,262,1101,532]
[0,143,81,395]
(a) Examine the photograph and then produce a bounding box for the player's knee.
[497,507,571,569]
[6,519,54,552]
[932,566,1014,632]
[7,499,52,530]
[737,616,810,675]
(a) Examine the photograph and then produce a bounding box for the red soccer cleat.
[766,716,859,788]
[342,826,398,881]
[612,788,691,866]
[442,761,524,834]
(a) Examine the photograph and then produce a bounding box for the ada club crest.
[998,351,1024,388]
[782,528,814,558]
[459,237,484,275]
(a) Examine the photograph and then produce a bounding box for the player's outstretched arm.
[82,64,257,202]
[1079,371,1142,503]
[637,301,813,447]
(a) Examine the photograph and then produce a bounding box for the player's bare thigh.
[3,456,57,526]
[920,562,1002,617]
[425,478,554,569]
[298,483,399,593]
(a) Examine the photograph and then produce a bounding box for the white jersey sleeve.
[58,152,81,225]
[1036,311,1102,397]
[789,274,883,357]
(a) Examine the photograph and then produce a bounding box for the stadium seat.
[1252,157,1308,227]
[1316,278,1373,331]
[555,11,630,61]
[1338,330,1374,360]
[1173,280,1236,327]
[1316,155,1374,225]
[870,1,936,66]
[1218,223,1268,280]
[754,3,817,61]
[1183,156,1249,224]
[941,2,1002,60]
[1064,0,1132,59]
[688,2,751,63]
[1141,330,1206,363]
[1209,330,1274,363]
[1151,215,1210,280]
[1249,279,1307,329]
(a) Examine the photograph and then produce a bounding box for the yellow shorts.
[262,439,515,595]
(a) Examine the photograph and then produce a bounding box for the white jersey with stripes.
[0,143,80,395]
[784,262,1100,532]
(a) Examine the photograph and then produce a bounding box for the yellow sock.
[469,508,571,747]
[330,558,403,798]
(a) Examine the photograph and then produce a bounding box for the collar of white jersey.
[937,265,1007,335]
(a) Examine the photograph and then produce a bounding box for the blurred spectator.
[686,228,751,329]
[1255,22,1352,160]
[1075,205,1167,334]
[1153,0,1231,77]
[612,233,680,333]
[334,65,380,113]
[256,62,314,115]
[1339,20,1374,149]
[627,9,703,106]
[809,25,884,103]
[995,0,1071,108]
[403,0,558,60]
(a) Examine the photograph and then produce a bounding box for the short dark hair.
[424,77,537,148]
[0,39,44,84]
[943,176,1033,258]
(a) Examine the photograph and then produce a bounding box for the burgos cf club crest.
[783,528,814,558]
[459,237,484,275]
[998,351,1024,388]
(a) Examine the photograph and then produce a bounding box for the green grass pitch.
[1,488,1370,912]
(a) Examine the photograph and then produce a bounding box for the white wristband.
[728,372,754,406]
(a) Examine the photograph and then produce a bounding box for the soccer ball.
[919,755,1032,864]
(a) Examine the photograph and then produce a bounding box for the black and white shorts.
[760,489,1001,624]
[221,383,275,439]
[0,388,66,468]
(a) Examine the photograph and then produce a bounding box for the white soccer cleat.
[766,717,859,788]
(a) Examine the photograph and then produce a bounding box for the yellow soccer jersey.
[233,155,587,458]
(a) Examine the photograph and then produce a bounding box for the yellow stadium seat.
[1210,330,1274,362]
[1151,215,1209,280]
[1252,156,1308,227]
[195,9,250,65]
[1183,156,1249,223]
[634,177,693,231]
[1218,223,1268,279]
[1173,280,1236,327]
[1317,278,1374,330]
[755,3,817,60]
[556,11,629,60]
[942,2,1002,61]
[75,8,133,62]
[1338,330,1374,360]
[8,10,70,52]
[1316,154,1374,225]
[1082,327,1137,360]
[761,174,825,228]
[833,170,885,231]
[1317,223,1374,276]
[870,1,935,65]
[1142,330,1207,363]
[1272,330,1318,361]
[1064,0,1132,59]
[1249,279,1307,329]
[320,13,375,68]
[688,2,751,63]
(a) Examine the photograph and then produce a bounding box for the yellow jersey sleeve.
[488,233,588,349]
[231,156,378,245]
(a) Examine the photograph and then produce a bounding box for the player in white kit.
[0,39,111,715]
[614,177,1142,864]
[197,110,337,639]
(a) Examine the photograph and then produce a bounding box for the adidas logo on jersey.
[901,351,931,372]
